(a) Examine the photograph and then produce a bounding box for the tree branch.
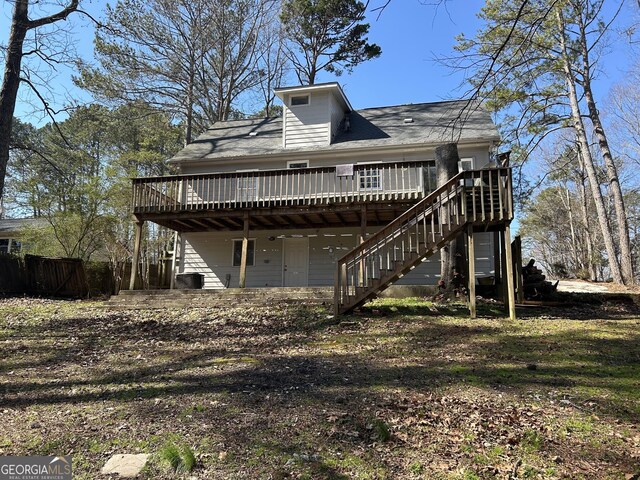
[27,0,80,30]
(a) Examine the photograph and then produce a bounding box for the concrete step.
[103,287,333,309]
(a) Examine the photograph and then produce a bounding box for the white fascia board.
[274,83,353,112]
[171,139,497,169]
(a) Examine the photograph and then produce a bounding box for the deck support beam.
[493,230,501,286]
[467,225,476,318]
[358,205,367,286]
[170,231,180,290]
[503,223,516,320]
[513,235,524,304]
[130,219,144,290]
[239,212,250,288]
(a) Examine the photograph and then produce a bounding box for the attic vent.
[403,118,414,124]
[248,132,258,137]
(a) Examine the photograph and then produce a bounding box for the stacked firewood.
[522,259,559,300]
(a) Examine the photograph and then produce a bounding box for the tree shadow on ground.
[2,304,638,423]
[2,301,639,478]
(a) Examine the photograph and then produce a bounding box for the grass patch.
[521,429,544,453]
[368,418,391,442]
[158,443,196,473]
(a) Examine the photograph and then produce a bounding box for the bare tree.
[78,0,277,144]
[256,9,289,116]
[0,0,80,202]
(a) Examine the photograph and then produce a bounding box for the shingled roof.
[0,218,43,234]
[171,99,500,163]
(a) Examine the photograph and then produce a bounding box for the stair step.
[335,180,499,314]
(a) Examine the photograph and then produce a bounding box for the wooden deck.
[131,161,435,231]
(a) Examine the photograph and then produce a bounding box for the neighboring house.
[0,218,40,254]
[130,83,515,315]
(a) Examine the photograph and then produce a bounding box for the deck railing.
[132,161,435,213]
[334,167,513,314]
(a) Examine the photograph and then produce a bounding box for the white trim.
[171,142,497,167]
[458,157,475,171]
[274,82,353,112]
[287,160,309,168]
[289,94,310,107]
[232,238,256,267]
[282,104,287,149]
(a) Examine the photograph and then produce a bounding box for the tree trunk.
[577,151,598,281]
[578,45,634,283]
[0,0,29,201]
[435,143,463,288]
[560,184,581,274]
[556,9,623,283]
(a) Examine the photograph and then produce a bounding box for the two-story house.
[130,83,516,316]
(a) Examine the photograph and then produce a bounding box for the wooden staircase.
[334,167,513,315]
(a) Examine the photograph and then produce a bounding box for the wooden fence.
[0,255,171,298]
[0,254,89,297]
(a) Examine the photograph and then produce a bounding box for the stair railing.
[334,167,512,314]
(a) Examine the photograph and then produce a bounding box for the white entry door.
[283,237,309,287]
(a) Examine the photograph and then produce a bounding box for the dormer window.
[290,94,310,107]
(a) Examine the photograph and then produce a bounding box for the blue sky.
[2,0,637,123]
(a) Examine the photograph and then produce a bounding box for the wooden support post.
[514,235,524,304]
[503,224,516,320]
[493,230,502,286]
[467,225,476,319]
[360,205,367,243]
[129,219,144,291]
[359,205,367,286]
[334,266,340,317]
[239,212,250,288]
[170,231,180,290]
[501,231,508,302]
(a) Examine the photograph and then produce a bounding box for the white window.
[459,158,475,186]
[236,176,258,202]
[358,167,382,190]
[232,239,255,267]
[459,158,474,172]
[425,163,437,191]
[287,160,309,169]
[290,95,309,107]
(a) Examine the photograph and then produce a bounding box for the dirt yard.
[0,295,639,479]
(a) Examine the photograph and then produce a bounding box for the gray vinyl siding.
[308,232,358,286]
[283,92,331,149]
[181,232,284,289]
[472,232,494,280]
[180,228,495,289]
